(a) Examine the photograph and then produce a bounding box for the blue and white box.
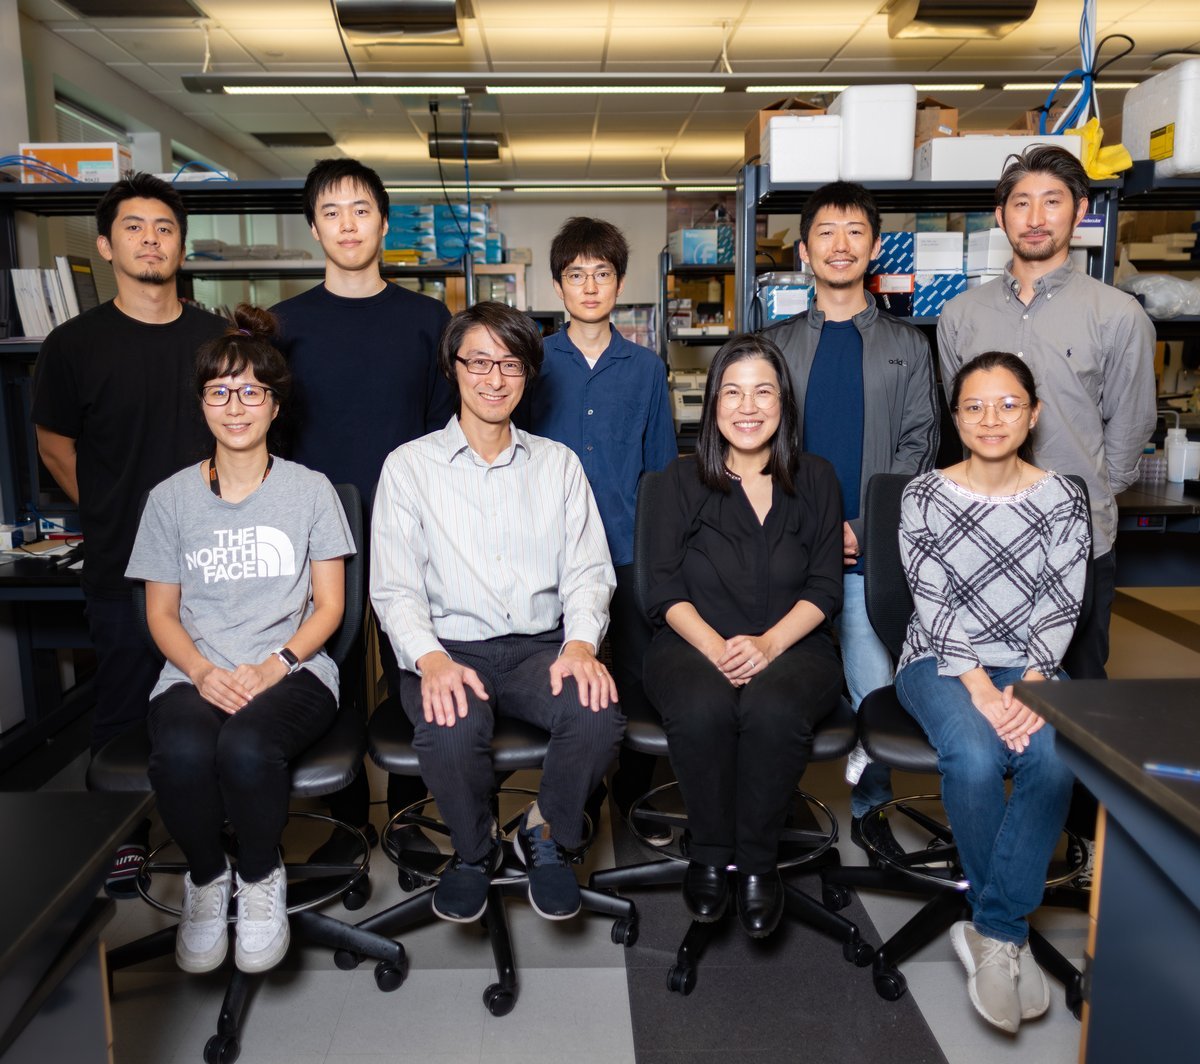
[912,272,966,317]
[869,232,915,274]
[669,227,734,265]
[757,273,813,322]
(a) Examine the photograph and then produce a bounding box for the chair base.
[821,795,1089,1018]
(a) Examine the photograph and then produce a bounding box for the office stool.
[589,696,875,996]
[333,697,639,1017]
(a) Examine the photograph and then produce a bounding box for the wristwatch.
[274,647,300,673]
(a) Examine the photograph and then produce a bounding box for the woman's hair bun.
[229,303,278,342]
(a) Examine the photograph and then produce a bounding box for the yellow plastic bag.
[1067,116,1133,179]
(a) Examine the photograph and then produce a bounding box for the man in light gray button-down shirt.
[372,301,625,924]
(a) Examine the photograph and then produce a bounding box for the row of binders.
[9,255,100,338]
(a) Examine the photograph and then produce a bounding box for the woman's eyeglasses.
[717,386,780,411]
[956,397,1030,424]
[201,384,273,407]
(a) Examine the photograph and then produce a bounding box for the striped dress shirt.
[371,415,615,673]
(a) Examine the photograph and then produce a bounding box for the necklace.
[964,458,1022,498]
[209,450,274,499]
[723,467,742,483]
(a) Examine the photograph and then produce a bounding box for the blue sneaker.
[432,842,501,923]
[515,812,581,921]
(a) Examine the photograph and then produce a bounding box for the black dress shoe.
[682,861,730,922]
[850,812,906,865]
[737,870,784,938]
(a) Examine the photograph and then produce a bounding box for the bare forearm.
[760,599,826,658]
[36,432,79,504]
[663,602,725,660]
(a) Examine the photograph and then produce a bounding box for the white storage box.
[914,134,1082,181]
[827,84,917,181]
[1122,59,1200,178]
[915,231,964,272]
[967,229,1011,273]
[761,115,841,183]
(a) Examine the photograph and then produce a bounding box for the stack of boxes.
[384,205,436,262]
[383,203,506,264]
[866,230,967,318]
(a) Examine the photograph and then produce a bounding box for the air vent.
[428,133,501,161]
[333,0,465,45]
[252,132,337,148]
[63,0,204,15]
[887,0,1037,40]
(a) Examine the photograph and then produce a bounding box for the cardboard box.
[1071,213,1105,248]
[669,228,733,265]
[19,142,132,184]
[1010,107,1068,134]
[866,273,915,294]
[914,134,1082,181]
[506,247,533,264]
[915,231,964,272]
[912,272,967,317]
[869,232,915,274]
[744,97,826,163]
[915,96,958,146]
[761,115,841,183]
[757,272,812,322]
[967,229,1011,273]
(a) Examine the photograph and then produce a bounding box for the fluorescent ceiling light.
[512,186,665,193]
[386,186,501,194]
[486,85,724,96]
[223,84,463,95]
[674,185,737,192]
[912,83,985,91]
[1002,81,1138,91]
[746,84,848,94]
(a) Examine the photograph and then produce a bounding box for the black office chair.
[335,685,640,1018]
[87,483,407,1064]
[586,469,875,995]
[819,472,1090,1016]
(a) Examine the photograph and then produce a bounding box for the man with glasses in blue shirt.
[528,217,676,841]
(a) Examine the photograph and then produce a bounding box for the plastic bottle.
[1165,427,1188,483]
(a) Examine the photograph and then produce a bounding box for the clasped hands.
[417,640,617,727]
[965,669,1048,753]
[191,656,289,714]
[706,633,776,686]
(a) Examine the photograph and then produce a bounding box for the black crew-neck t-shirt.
[271,282,454,508]
[32,301,226,596]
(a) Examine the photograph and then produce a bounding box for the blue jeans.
[835,574,895,817]
[895,657,1075,945]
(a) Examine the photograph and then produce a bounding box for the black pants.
[399,629,625,863]
[645,628,843,874]
[84,592,162,755]
[1062,548,1117,839]
[148,671,337,883]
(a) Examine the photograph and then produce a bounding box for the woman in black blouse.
[643,334,844,938]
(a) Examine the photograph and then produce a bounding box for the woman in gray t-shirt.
[126,306,354,977]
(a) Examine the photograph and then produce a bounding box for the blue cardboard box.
[912,272,966,317]
[869,232,915,275]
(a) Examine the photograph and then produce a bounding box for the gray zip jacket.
[763,298,940,545]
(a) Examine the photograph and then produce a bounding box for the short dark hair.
[799,181,881,246]
[695,333,800,495]
[549,217,630,280]
[995,144,1090,214]
[194,303,292,413]
[438,301,545,393]
[302,158,389,227]
[949,351,1040,463]
[95,172,187,243]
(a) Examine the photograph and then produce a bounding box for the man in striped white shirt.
[371,301,625,923]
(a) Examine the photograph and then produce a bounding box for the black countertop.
[1015,679,1200,840]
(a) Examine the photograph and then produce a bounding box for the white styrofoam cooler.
[1122,59,1200,178]
[914,134,1083,181]
[827,84,917,181]
[761,115,841,183]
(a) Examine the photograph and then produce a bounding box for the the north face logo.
[185,526,296,583]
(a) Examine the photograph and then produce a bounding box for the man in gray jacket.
[762,182,940,859]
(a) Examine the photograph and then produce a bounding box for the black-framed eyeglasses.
[201,384,273,407]
[455,355,527,377]
[956,397,1030,424]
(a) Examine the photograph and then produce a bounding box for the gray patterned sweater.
[898,471,1091,679]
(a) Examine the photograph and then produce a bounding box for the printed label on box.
[1150,124,1176,161]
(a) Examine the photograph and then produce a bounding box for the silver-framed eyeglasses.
[717,385,781,410]
[957,397,1030,424]
[455,355,527,377]
[561,268,617,287]
[201,384,273,407]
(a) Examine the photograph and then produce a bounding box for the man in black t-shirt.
[272,159,453,853]
[33,173,226,895]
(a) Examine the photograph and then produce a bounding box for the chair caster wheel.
[483,983,516,1016]
[396,869,427,893]
[823,884,852,911]
[667,964,696,996]
[333,949,362,971]
[374,958,407,992]
[343,874,371,911]
[844,938,875,966]
[1066,981,1084,1021]
[873,966,907,1001]
[204,1033,240,1064]
[611,918,638,947]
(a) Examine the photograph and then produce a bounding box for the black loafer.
[737,870,784,938]
[682,861,730,922]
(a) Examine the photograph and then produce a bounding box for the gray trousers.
[399,628,625,862]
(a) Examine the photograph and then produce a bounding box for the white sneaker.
[234,864,290,973]
[1017,941,1051,1019]
[176,866,231,973]
[950,921,1021,1033]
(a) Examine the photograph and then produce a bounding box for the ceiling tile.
[728,24,862,61]
[51,26,136,63]
[107,61,178,93]
[103,26,252,65]
[483,27,607,62]
[605,25,722,63]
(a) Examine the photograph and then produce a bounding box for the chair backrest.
[131,481,363,668]
[862,471,1094,661]
[632,469,669,620]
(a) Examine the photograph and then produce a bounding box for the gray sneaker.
[950,921,1021,1033]
[176,865,231,973]
[234,863,290,973]
[1017,941,1051,1019]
